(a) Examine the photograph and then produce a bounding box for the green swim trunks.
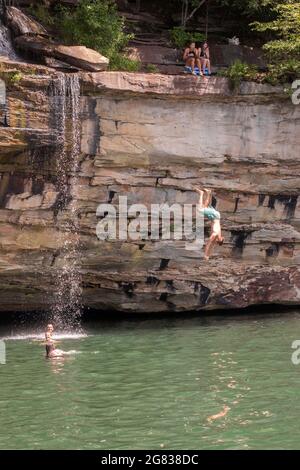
[201,206,221,221]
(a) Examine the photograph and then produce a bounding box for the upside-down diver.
[194,187,224,260]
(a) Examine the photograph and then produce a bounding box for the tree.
[252,2,300,59]
[252,1,300,81]
[218,0,292,17]
[179,0,208,28]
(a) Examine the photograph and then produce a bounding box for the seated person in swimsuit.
[200,41,211,75]
[194,187,224,260]
[183,41,202,75]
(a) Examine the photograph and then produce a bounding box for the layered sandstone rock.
[0,61,299,313]
[6,6,48,37]
[14,36,109,72]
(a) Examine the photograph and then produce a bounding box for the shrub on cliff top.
[57,0,130,56]
[56,0,138,71]
[220,60,258,89]
[251,1,300,82]
[109,53,141,72]
[169,27,205,49]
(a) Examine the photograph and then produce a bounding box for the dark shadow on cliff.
[1,304,299,332]
[81,303,300,324]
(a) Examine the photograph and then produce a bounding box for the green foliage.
[57,0,133,58]
[8,71,22,84]
[145,63,159,73]
[169,26,205,49]
[264,59,300,84]
[109,53,141,72]
[218,0,287,16]
[220,60,258,89]
[0,69,22,88]
[251,2,300,82]
[28,3,55,27]
[28,0,139,72]
[24,0,300,79]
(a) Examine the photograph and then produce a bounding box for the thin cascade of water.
[49,73,83,330]
[0,9,19,60]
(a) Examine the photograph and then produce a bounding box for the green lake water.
[1,310,300,450]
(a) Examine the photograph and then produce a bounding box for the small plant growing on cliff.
[109,53,141,72]
[264,59,300,85]
[0,68,22,88]
[145,63,159,73]
[221,60,258,90]
[8,71,22,85]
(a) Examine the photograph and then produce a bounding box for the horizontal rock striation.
[0,62,299,313]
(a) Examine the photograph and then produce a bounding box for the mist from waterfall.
[49,74,83,330]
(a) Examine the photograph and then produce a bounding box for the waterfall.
[0,12,19,60]
[49,74,83,329]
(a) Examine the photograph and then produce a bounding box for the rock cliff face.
[0,60,299,313]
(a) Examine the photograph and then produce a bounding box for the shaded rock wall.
[0,65,299,313]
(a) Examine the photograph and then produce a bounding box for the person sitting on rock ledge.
[194,187,224,260]
[183,41,202,76]
[200,41,211,76]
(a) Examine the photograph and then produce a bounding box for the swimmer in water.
[194,187,224,260]
[44,324,64,358]
[45,332,64,359]
[207,405,230,423]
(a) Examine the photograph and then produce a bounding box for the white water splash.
[2,332,88,341]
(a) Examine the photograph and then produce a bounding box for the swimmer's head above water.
[46,324,54,333]
[45,324,54,340]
